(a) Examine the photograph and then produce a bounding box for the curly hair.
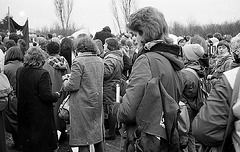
[75,36,98,54]
[126,6,173,44]
[24,46,48,68]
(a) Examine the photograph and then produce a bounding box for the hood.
[104,50,124,69]
[47,55,69,70]
[185,61,205,78]
[140,41,184,71]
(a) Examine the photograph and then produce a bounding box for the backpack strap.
[145,52,160,78]
[221,67,240,151]
[184,68,200,80]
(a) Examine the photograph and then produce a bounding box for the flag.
[9,18,29,49]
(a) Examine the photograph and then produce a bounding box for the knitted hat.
[190,35,208,53]
[183,44,204,61]
[217,40,230,52]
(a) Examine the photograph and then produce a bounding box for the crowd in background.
[1,6,240,152]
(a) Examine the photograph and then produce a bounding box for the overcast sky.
[1,0,240,35]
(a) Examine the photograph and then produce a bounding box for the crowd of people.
[0,6,240,152]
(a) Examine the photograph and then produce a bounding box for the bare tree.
[54,0,73,31]
[110,0,137,34]
[110,0,122,34]
[119,0,136,25]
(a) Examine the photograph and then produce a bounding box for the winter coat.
[115,41,184,141]
[210,54,233,78]
[0,112,7,152]
[3,60,23,143]
[16,66,59,152]
[181,63,203,121]
[192,67,240,152]
[63,52,104,146]
[93,28,115,45]
[103,50,123,106]
[43,55,70,131]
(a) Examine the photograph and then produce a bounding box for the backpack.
[132,52,180,152]
[0,73,12,111]
[184,68,209,110]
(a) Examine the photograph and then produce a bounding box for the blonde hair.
[231,36,240,51]
[126,6,173,44]
[24,46,48,68]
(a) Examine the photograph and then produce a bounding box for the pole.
[7,6,10,35]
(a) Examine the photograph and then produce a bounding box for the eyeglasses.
[218,45,227,49]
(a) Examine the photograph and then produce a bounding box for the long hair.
[126,6,173,44]
[4,46,23,64]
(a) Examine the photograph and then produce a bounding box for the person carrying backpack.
[180,44,207,151]
[192,34,240,152]
[112,6,184,152]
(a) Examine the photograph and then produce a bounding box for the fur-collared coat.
[43,55,70,131]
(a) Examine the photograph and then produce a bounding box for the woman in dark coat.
[16,46,61,152]
[3,46,24,148]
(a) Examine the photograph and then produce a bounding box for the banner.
[9,18,29,49]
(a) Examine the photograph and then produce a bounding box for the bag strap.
[145,52,160,78]
[221,68,240,151]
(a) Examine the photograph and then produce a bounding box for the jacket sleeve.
[39,71,59,103]
[117,55,152,123]
[192,75,232,146]
[104,56,116,80]
[63,59,82,91]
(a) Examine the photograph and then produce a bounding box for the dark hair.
[46,41,60,55]
[4,46,23,64]
[60,37,74,68]
[9,33,19,43]
[75,36,98,54]
[5,40,17,50]
[217,40,230,52]
[105,37,120,51]
[213,32,223,41]
[206,33,213,39]
[18,39,27,55]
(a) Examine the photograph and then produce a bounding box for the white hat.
[183,44,204,61]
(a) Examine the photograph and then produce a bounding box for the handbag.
[58,93,70,122]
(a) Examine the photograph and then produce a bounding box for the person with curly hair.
[16,46,61,152]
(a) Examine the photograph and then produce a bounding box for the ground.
[6,132,121,152]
